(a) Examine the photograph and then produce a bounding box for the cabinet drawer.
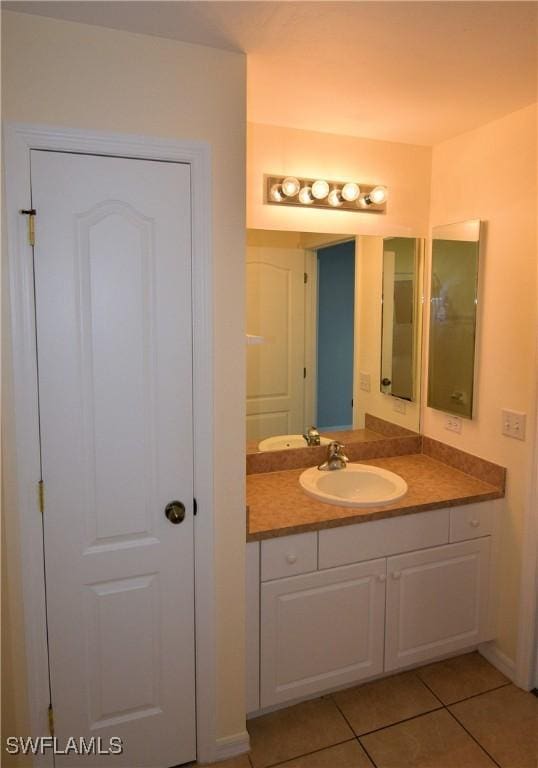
[261,532,317,581]
[449,501,497,543]
[318,509,449,569]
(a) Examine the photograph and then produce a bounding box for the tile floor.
[195,652,538,768]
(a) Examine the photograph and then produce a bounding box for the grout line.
[260,737,357,768]
[355,736,378,768]
[357,703,444,738]
[329,695,379,768]
[445,707,503,768]
[441,681,512,706]
[414,672,450,706]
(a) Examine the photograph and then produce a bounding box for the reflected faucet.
[303,426,321,446]
[318,441,349,471]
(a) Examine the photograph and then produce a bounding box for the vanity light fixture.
[327,188,344,207]
[265,175,388,213]
[359,185,388,207]
[298,186,314,204]
[341,182,361,202]
[281,176,301,197]
[311,179,330,199]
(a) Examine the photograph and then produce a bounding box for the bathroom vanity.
[245,442,505,717]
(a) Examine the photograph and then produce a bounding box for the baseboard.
[479,641,516,681]
[214,730,251,762]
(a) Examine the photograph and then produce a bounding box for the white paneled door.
[246,246,305,441]
[31,151,195,767]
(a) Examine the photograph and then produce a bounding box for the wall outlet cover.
[445,415,462,433]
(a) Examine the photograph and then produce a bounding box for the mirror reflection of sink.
[258,434,332,452]
[299,463,408,507]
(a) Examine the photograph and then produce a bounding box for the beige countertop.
[246,453,504,541]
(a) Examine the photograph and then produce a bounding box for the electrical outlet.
[359,372,370,393]
[502,409,526,440]
[393,398,406,414]
[445,415,462,434]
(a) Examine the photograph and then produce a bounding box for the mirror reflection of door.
[316,241,356,430]
[381,238,417,401]
[246,243,305,441]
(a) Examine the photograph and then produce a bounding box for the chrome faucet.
[318,441,349,471]
[303,426,321,446]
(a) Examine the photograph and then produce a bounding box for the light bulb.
[341,182,361,202]
[311,179,330,200]
[270,183,284,202]
[281,176,300,197]
[298,186,314,204]
[328,189,343,207]
[368,185,388,205]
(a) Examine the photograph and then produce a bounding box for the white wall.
[423,103,538,663]
[1,10,246,745]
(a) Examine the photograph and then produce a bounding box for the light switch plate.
[502,409,526,440]
[445,415,462,433]
[359,372,370,393]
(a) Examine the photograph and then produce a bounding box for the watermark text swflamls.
[5,736,123,756]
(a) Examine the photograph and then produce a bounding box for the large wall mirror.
[427,219,481,419]
[246,229,424,451]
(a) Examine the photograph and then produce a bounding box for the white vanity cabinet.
[247,500,500,715]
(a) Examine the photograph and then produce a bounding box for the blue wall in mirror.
[317,240,355,430]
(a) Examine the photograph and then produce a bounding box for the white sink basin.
[258,434,332,452]
[299,463,408,507]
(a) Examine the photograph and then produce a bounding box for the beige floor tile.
[450,684,538,768]
[196,753,251,768]
[361,708,496,768]
[332,671,441,735]
[416,651,509,704]
[270,740,373,768]
[247,698,353,768]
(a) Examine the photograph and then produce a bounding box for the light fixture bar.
[265,175,388,213]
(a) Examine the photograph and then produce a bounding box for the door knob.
[165,500,186,524]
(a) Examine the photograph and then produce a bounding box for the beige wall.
[423,103,538,661]
[247,122,431,237]
[1,10,246,744]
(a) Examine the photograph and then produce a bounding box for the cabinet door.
[260,559,386,708]
[385,539,490,672]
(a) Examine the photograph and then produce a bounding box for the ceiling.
[4,1,537,145]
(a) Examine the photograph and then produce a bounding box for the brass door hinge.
[20,209,36,246]
[38,480,45,514]
[48,705,55,737]
[304,272,308,284]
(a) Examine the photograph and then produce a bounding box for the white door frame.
[3,123,217,764]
